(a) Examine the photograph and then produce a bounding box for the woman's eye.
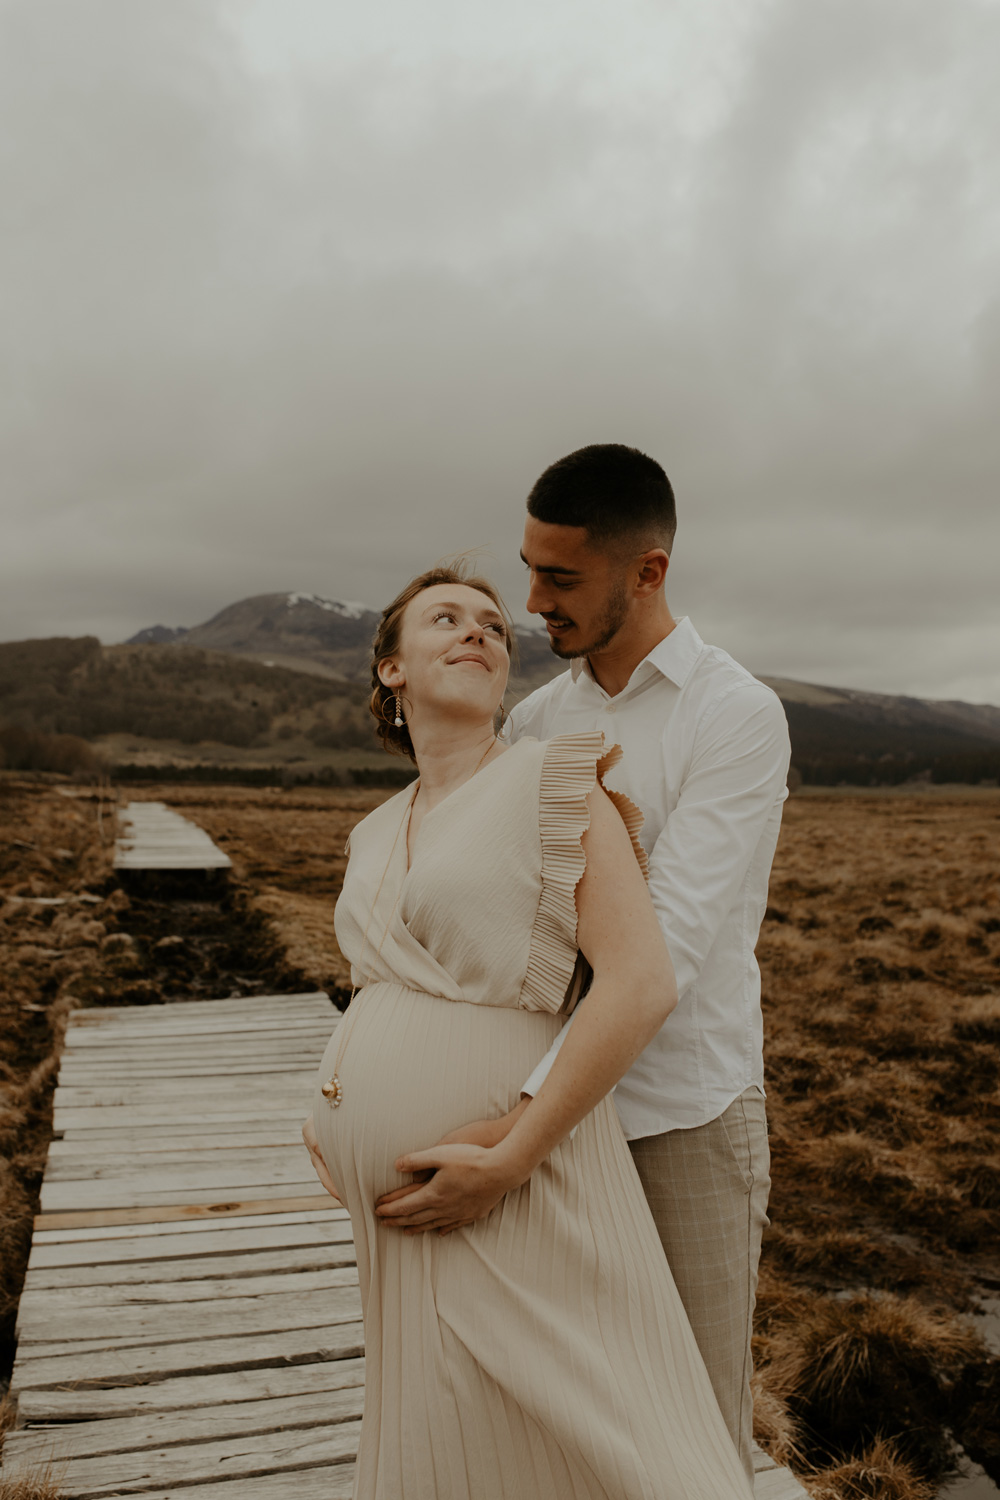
[433,611,456,624]
[487,623,506,636]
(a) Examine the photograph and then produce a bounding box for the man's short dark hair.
[527,444,676,553]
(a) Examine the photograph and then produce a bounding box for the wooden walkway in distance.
[2,993,806,1498]
[114,802,232,872]
[2,991,360,1499]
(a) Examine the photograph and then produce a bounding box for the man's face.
[520,516,631,660]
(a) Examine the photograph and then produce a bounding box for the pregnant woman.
[302,565,751,1500]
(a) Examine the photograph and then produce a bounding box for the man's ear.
[377,658,405,691]
[635,550,669,596]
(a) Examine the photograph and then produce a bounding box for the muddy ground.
[1,777,998,1499]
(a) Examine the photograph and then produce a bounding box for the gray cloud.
[2,0,998,702]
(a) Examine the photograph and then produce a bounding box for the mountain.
[757,677,1000,785]
[127,591,558,693]
[93,594,1000,785]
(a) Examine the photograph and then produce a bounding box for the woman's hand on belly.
[302,1113,343,1205]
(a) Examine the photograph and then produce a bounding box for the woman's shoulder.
[344,781,414,854]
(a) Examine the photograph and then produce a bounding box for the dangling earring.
[394,694,404,728]
[497,704,508,733]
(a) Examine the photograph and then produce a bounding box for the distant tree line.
[0,723,103,776]
[113,761,414,788]
[792,749,1000,787]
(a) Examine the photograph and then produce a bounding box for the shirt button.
[604,704,616,714]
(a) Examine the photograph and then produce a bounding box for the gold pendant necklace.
[321,786,414,1108]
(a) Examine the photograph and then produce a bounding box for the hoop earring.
[497,704,508,732]
[379,693,406,729]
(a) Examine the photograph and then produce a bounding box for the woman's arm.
[302,1112,343,1204]
[375,785,676,1233]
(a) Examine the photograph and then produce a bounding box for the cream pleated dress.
[313,732,753,1500]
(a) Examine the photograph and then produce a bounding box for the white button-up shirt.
[510,617,791,1139]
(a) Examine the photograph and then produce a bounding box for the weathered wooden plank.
[68,998,331,1024]
[61,1044,333,1066]
[6,1386,363,1465]
[28,1222,350,1270]
[15,1357,365,1422]
[54,1072,315,1102]
[9,1421,359,1497]
[54,1106,312,1133]
[16,1282,362,1345]
[45,1146,315,1182]
[10,1320,366,1391]
[73,991,329,1014]
[35,1195,336,1231]
[90,1466,356,1500]
[63,1021,334,1045]
[754,1464,809,1498]
[50,1129,310,1155]
[24,1243,357,1289]
[40,1176,324,1213]
[18,1264,358,1316]
[32,1205,344,1244]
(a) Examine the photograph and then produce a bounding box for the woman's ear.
[377,658,404,691]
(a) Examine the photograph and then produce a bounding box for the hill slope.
[5,606,999,784]
[0,637,371,758]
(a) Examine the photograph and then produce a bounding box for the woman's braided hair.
[369,564,518,764]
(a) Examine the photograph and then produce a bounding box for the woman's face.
[383,583,511,725]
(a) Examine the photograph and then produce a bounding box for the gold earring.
[394,694,404,728]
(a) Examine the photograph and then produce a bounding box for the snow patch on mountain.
[285,592,371,619]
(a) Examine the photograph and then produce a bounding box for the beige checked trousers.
[628,1088,770,1487]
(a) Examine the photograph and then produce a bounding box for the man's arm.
[513,682,790,1100]
[645,683,789,996]
[374,785,677,1233]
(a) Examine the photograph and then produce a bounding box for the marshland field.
[1,776,998,1499]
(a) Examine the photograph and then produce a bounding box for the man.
[377,443,791,1482]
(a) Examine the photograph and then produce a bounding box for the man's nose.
[525,572,550,615]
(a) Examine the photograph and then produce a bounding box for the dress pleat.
[314,734,753,1499]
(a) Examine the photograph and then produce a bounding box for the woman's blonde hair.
[370,565,517,763]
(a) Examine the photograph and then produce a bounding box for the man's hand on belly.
[375,1099,530,1235]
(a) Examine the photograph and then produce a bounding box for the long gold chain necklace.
[321,787,414,1108]
[320,734,501,1110]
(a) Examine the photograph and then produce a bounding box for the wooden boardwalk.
[114,802,232,872]
[3,992,805,1498]
[3,992,360,1499]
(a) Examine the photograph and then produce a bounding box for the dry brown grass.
[755,791,1000,1492]
[807,1437,936,1500]
[0,779,117,1374]
[3,780,998,1499]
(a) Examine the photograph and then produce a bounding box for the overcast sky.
[3,0,999,703]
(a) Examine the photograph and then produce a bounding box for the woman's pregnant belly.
[312,983,562,1209]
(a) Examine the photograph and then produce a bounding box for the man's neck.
[585,602,678,698]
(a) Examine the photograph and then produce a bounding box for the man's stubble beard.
[548,579,630,661]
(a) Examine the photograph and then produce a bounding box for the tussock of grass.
[806,1437,936,1500]
[0,1392,60,1499]
[0,1469,62,1500]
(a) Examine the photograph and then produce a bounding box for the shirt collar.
[570,616,704,695]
